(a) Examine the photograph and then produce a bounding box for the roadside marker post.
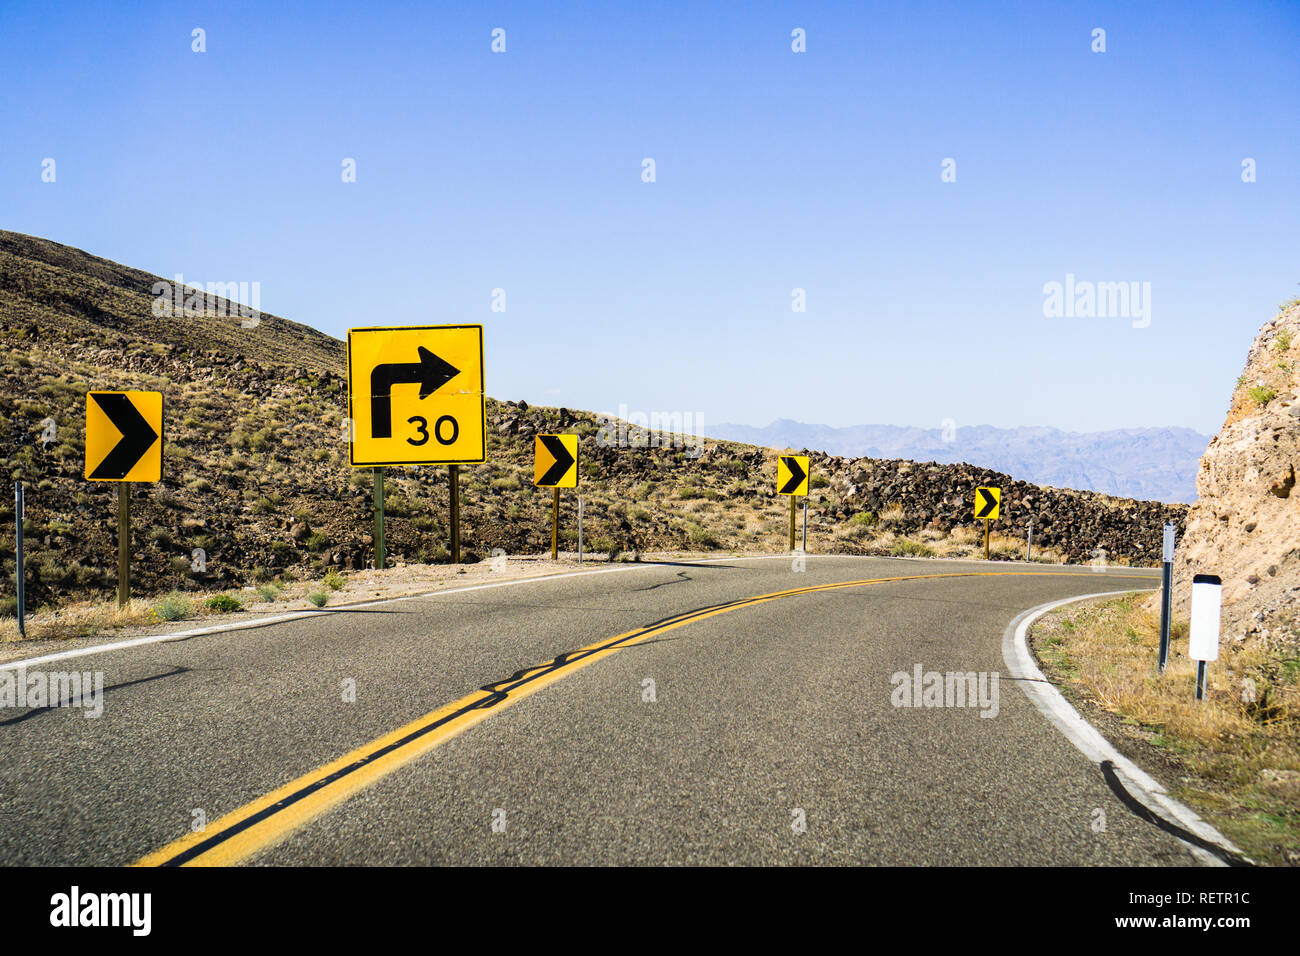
[1158,523,1176,673]
[84,390,163,608]
[578,496,584,564]
[117,486,130,607]
[776,455,809,553]
[551,488,560,560]
[1026,519,1033,562]
[346,325,485,566]
[14,481,25,638]
[449,465,461,564]
[802,499,808,554]
[974,486,1000,560]
[534,434,578,562]
[373,467,386,571]
[1189,573,1222,701]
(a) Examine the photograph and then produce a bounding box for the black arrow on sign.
[976,487,998,518]
[369,347,460,438]
[89,393,159,480]
[537,435,576,487]
[779,456,807,494]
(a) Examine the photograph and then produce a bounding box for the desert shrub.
[891,538,934,558]
[152,592,192,622]
[322,569,345,591]
[1250,386,1276,406]
[203,593,243,613]
[306,590,329,607]
[256,583,281,601]
[848,511,876,527]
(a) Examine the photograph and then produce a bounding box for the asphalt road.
[0,555,1197,866]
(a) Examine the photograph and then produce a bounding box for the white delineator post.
[1188,573,1222,701]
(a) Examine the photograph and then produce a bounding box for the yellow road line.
[132,570,1154,866]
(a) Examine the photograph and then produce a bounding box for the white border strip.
[1002,589,1248,867]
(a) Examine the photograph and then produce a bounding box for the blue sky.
[3,1,1297,434]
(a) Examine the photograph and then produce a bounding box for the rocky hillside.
[0,232,1187,612]
[1171,297,1300,650]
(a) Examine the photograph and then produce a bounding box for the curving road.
[0,555,1202,866]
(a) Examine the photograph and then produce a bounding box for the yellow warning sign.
[975,486,1000,520]
[85,391,163,482]
[777,455,809,496]
[347,325,485,466]
[534,434,578,488]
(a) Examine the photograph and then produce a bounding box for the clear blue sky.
[3,1,1297,434]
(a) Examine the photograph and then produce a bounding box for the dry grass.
[1033,594,1300,865]
[0,598,153,642]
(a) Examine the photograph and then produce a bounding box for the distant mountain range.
[704,420,1210,503]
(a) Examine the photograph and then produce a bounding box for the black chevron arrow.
[537,435,576,486]
[976,487,998,518]
[369,346,460,438]
[779,456,807,494]
[89,393,159,480]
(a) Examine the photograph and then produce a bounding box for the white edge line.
[1002,589,1249,867]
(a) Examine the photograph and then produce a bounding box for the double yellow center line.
[133,570,1153,866]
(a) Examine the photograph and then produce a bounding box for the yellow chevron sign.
[85,391,163,482]
[975,486,1000,520]
[776,455,809,496]
[534,434,578,488]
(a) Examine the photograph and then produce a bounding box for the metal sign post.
[802,499,808,554]
[15,482,25,637]
[373,467,386,570]
[1158,523,1175,673]
[578,495,584,564]
[117,484,131,608]
[449,464,461,564]
[788,495,796,553]
[551,487,560,561]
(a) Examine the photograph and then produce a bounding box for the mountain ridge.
[707,419,1209,503]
